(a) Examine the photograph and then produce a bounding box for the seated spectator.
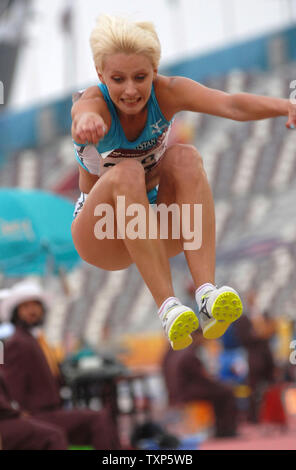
[0,280,120,450]
[0,371,67,450]
[162,330,238,438]
[219,312,276,422]
[230,314,276,422]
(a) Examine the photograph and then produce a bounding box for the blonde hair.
[90,15,161,72]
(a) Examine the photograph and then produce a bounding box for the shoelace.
[200,294,212,319]
[162,303,179,327]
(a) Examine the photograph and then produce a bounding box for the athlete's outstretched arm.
[71,86,108,145]
[167,76,296,129]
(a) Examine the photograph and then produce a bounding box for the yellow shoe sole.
[168,310,199,351]
[202,291,243,340]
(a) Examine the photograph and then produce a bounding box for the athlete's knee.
[164,144,204,180]
[108,160,146,196]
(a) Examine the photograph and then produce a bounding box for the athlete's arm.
[78,165,99,194]
[71,86,110,145]
[162,76,295,128]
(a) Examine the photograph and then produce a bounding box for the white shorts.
[73,192,88,219]
[73,186,159,219]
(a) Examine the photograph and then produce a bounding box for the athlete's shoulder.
[154,75,224,115]
[72,84,111,125]
[153,74,176,94]
[154,74,198,99]
[153,74,185,119]
[78,84,105,100]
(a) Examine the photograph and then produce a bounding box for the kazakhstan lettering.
[136,138,157,150]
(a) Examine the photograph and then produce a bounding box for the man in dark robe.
[0,371,68,450]
[1,281,120,450]
[162,331,238,438]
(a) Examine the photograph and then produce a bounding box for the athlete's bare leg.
[155,143,216,288]
[71,145,241,348]
[155,144,242,342]
[72,144,216,307]
[71,159,175,307]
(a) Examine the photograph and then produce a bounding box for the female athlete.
[71,15,296,351]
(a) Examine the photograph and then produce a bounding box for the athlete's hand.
[286,99,296,130]
[72,112,107,145]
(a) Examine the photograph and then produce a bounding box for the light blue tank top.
[73,83,173,176]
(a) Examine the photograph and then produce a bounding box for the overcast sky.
[9,0,296,109]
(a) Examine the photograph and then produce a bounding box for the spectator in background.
[162,330,238,438]
[0,371,67,450]
[186,283,277,422]
[0,280,120,450]
[220,312,276,422]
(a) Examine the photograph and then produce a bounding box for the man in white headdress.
[1,280,120,450]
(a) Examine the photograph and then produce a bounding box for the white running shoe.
[159,302,199,351]
[198,286,243,339]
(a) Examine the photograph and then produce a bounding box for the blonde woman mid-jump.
[71,16,296,350]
